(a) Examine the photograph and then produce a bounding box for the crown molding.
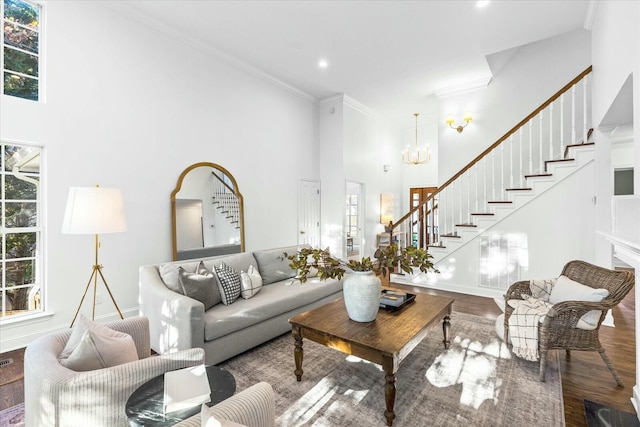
[319,94,383,119]
[100,2,317,103]
[584,0,599,31]
[433,75,493,98]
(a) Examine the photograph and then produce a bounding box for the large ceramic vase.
[343,271,382,322]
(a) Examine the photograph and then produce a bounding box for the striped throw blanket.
[508,278,557,361]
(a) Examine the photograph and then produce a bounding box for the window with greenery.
[2,0,40,101]
[1,142,42,320]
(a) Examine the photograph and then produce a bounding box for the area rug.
[219,312,564,426]
[0,403,24,427]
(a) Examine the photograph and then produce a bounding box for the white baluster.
[467,170,471,223]
[539,113,543,173]
[583,74,589,143]
[492,150,496,201]
[510,134,514,188]
[560,93,565,157]
[519,128,523,187]
[528,120,533,175]
[549,102,554,160]
[571,85,576,144]
[475,165,479,213]
[501,143,505,198]
[459,174,463,226]
[483,157,487,208]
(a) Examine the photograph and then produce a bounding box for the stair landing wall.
[405,160,596,298]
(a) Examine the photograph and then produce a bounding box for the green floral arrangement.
[284,244,439,284]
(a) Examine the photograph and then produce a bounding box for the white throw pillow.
[201,404,247,427]
[548,275,609,328]
[59,315,138,371]
[240,265,263,299]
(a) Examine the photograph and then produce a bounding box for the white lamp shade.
[61,187,127,234]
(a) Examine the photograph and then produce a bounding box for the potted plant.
[285,244,439,322]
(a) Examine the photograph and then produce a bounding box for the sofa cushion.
[240,265,263,299]
[205,252,259,279]
[178,262,221,310]
[253,246,299,285]
[215,263,242,305]
[203,277,342,341]
[59,314,138,371]
[160,262,198,294]
[549,275,609,328]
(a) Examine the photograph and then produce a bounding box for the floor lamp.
[62,186,127,327]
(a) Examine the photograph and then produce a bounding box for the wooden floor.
[1,281,636,426]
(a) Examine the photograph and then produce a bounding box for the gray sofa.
[139,245,343,365]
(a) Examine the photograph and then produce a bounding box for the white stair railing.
[212,172,241,229]
[390,66,592,253]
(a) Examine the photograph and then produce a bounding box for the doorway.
[409,187,438,247]
[346,181,364,260]
[298,180,321,247]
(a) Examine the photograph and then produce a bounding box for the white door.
[298,180,321,246]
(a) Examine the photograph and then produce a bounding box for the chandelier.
[402,113,432,165]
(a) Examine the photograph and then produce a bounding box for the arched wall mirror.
[171,162,245,261]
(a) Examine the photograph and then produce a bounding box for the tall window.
[1,142,42,320]
[2,0,41,101]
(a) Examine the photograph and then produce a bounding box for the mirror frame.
[171,162,245,261]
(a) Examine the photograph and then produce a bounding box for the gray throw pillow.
[178,262,220,310]
[253,247,297,285]
[214,262,242,305]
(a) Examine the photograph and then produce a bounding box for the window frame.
[1,0,43,102]
[0,139,46,325]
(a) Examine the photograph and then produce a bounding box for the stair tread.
[546,158,575,163]
[564,141,595,158]
[440,233,461,238]
[428,245,446,249]
[470,213,495,216]
[525,173,553,178]
[455,223,477,227]
[505,188,532,191]
[487,201,513,204]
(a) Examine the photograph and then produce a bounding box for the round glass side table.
[126,365,236,427]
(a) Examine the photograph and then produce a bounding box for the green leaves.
[285,244,439,284]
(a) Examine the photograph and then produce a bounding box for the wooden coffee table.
[288,290,454,426]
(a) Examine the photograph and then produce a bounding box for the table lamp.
[62,185,127,327]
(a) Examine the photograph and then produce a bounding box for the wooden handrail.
[391,66,592,231]
[212,171,237,195]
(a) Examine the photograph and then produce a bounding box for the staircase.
[212,171,241,229]
[389,66,594,294]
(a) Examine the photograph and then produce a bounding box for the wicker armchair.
[503,260,634,386]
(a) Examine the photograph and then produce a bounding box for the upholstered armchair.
[504,260,634,386]
[174,382,276,427]
[24,316,205,427]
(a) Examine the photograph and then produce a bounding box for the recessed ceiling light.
[476,1,489,7]
[318,59,328,69]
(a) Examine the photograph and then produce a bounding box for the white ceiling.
[117,0,592,125]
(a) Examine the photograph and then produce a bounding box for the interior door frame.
[346,180,365,258]
[298,179,321,247]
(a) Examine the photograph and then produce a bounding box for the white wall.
[0,2,318,350]
[400,97,440,214]
[591,1,639,268]
[590,0,640,416]
[426,161,595,297]
[318,95,404,259]
[438,29,592,185]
